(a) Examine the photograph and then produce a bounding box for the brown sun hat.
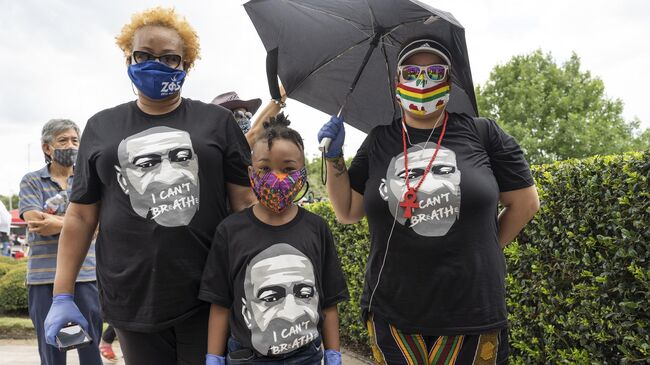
[211,91,262,115]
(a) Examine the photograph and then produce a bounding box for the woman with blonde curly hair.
[45,7,256,365]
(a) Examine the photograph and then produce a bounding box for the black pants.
[102,325,116,343]
[114,306,209,365]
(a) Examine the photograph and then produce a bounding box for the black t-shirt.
[199,207,349,356]
[71,98,251,332]
[348,112,534,335]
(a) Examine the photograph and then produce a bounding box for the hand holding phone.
[55,323,93,351]
[44,294,91,348]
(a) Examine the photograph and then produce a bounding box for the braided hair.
[259,112,304,152]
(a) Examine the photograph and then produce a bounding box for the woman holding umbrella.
[318,39,540,364]
[44,7,255,365]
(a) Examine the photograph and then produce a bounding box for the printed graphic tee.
[71,98,251,331]
[199,207,349,356]
[348,113,534,335]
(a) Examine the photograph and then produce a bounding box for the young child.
[200,114,349,365]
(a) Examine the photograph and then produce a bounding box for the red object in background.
[14,250,24,259]
[9,209,26,225]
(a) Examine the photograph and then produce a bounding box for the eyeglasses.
[132,50,182,69]
[399,64,449,82]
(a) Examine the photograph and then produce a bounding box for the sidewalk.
[0,339,371,364]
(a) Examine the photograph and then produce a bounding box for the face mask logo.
[250,168,307,213]
[127,61,186,100]
[396,75,450,116]
[51,148,78,167]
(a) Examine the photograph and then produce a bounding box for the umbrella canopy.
[244,0,477,133]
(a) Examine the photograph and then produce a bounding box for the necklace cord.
[401,112,449,193]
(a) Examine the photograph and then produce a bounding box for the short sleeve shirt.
[199,207,349,356]
[19,166,96,285]
[348,113,534,335]
[70,98,251,332]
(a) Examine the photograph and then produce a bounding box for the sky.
[0,0,648,196]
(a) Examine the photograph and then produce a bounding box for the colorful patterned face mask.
[249,167,307,213]
[396,74,450,117]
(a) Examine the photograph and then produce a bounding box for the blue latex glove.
[324,349,342,365]
[44,294,90,347]
[206,353,225,365]
[317,116,345,158]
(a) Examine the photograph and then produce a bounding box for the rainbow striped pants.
[367,314,508,365]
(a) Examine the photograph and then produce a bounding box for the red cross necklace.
[399,112,449,219]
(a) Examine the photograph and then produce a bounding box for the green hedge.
[507,151,649,364]
[0,260,28,314]
[307,150,649,363]
[0,256,21,278]
[306,202,370,349]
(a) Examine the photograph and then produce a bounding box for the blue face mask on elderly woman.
[127,61,187,100]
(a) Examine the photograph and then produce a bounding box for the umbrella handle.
[319,138,332,153]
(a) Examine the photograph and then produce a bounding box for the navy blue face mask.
[127,61,187,100]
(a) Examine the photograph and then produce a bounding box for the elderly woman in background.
[20,119,102,365]
[44,7,255,365]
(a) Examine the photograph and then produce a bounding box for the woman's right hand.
[44,294,89,347]
[206,354,225,365]
[318,116,346,158]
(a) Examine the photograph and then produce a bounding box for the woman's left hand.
[498,185,540,248]
[324,349,342,365]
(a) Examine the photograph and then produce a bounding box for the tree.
[476,50,648,165]
[0,195,19,211]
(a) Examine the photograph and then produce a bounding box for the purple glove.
[324,349,342,365]
[44,294,90,347]
[317,116,345,158]
[206,354,225,365]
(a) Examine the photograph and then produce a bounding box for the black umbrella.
[244,0,478,134]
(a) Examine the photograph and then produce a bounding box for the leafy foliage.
[507,151,649,364]
[476,50,649,165]
[0,260,28,314]
[305,157,353,200]
[305,202,370,346]
[306,158,328,199]
[308,151,649,363]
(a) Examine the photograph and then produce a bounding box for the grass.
[0,316,110,340]
[0,316,34,339]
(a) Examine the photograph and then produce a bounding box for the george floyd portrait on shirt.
[379,144,461,237]
[115,126,200,227]
[241,243,320,356]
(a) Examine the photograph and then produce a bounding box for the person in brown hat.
[212,87,287,149]
[211,91,262,134]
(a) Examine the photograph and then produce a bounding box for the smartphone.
[55,323,93,351]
